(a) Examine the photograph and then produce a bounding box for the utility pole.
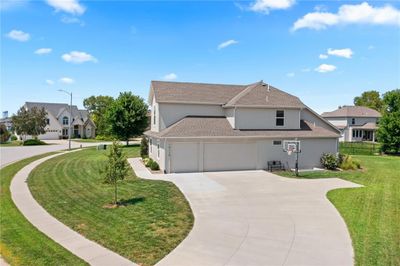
[58,89,72,150]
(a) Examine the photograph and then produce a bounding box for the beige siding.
[159,103,224,130]
[235,108,300,129]
[150,97,160,132]
[301,109,337,132]
[225,108,235,128]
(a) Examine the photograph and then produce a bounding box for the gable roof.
[145,116,339,139]
[321,106,381,118]
[24,102,91,123]
[149,80,305,108]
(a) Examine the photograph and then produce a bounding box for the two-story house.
[20,102,96,140]
[145,80,340,173]
[321,106,381,142]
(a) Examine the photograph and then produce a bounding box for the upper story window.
[46,118,50,125]
[351,118,355,125]
[153,106,156,125]
[276,110,284,126]
[62,116,69,125]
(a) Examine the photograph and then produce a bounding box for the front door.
[62,128,69,138]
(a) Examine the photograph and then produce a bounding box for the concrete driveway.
[130,158,362,266]
[0,140,112,168]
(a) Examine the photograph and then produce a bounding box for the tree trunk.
[126,139,129,146]
[114,181,118,205]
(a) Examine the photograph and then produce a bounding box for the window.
[149,138,152,152]
[46,118,50,125]
[62,116,69,125]
[157,142,160,158]
[153,106,156,125]
[276,110,284,126]
[351,118,355,125]
[273,140,282,145]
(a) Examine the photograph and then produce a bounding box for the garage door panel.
[171,143,198,173]
[204,143,256,172]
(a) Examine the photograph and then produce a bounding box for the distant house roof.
[321,106,381,118]
[150,80,305,108]
[24,102,91,123]
[352,122,378,130]
[145,116,339,139]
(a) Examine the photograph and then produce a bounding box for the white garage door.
[204,143,257,172]
[171,143,199,173]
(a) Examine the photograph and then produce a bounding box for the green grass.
[28,147,194,266]
[72,139,110,143]
[278,155,400,266]
[0,141,22,147]
[339,141,382,155]
[0,153,86,266]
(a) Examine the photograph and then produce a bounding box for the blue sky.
[1,0,399,114]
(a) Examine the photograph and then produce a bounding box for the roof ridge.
[224,81,263,106]
[151,80,247,87]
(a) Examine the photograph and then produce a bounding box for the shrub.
[0,124,10,143]
[11,135,18,141]
[140,137,148,158]
[143,157,150,165]
[23,139,47,146]
[95,135,113,141]
[339,154,362,170]
[145,158,153,167]
[149,160,160,171]
[320,153,338,170]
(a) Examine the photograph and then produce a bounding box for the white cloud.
[292,2,400,31]
[62,51,97,64]
[6,30,30,42]
[327,48,353,58]
[319,54,328,59]
[59,77,75,84]
[368,45,375,50]
[218,39,238,50]
[315,64,336,73]
[46,0,85,15]
[250,0,295,14]
[35,48,52,55]
[301,68,311,72]
[163,73,177,81]
[46,79,55,85]
[286,72,295,78]
[0,0,29,10]
[61,16,85,26]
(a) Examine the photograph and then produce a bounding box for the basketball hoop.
[283,140,301,177]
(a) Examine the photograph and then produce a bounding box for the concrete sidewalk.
[10,151,136,266]
[129,158,362,266]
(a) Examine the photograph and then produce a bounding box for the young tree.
[377,89,400,153]
[12,106,47,140]
[140,136,148,158]
[353,90,383,112]
[102,141,129,205]
[0,124,10,143]
[106,92,148,145]
[83,95,114,136]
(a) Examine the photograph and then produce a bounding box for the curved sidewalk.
[10,151,136,266]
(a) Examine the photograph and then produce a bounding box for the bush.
[143,157,151,166]
[320,153,338,170]
[95,135,113,141]
[23,139,47,146]
[11,135,18,141]
[340,155,362,170]
[140,137,148,158]
[0,124,10,143]
[149,160,160,171]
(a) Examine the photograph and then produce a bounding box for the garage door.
[171,143,199,173]
[204,143,257,172]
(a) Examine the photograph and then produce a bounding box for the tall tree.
[353,90,383,112]
[83,95,114,136]
[102,141,129,205]
[377,89,400,153]
[0,124,10,143]
[106,92,148,145]
[12,106,47,140]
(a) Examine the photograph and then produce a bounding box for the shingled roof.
[150,80,305,108]
[145,116,339,139]
[321,106,381,118]
[24,102,90,122]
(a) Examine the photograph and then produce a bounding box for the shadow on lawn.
[118,196,145,206]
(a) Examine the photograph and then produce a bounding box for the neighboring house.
[145,80,340,173]
[322,106,381,142]
[18,102,96,140]
[0,111,13,132]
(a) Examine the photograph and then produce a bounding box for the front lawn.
[0,141,22,147]
[28,147,194,266]
[278,155,400,266]
[0,153,86,265]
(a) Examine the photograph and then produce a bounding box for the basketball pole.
[295,141,299,177]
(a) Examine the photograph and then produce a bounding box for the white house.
[20,102,96,140]
[321,106,381,142]
[145,80,340,173]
